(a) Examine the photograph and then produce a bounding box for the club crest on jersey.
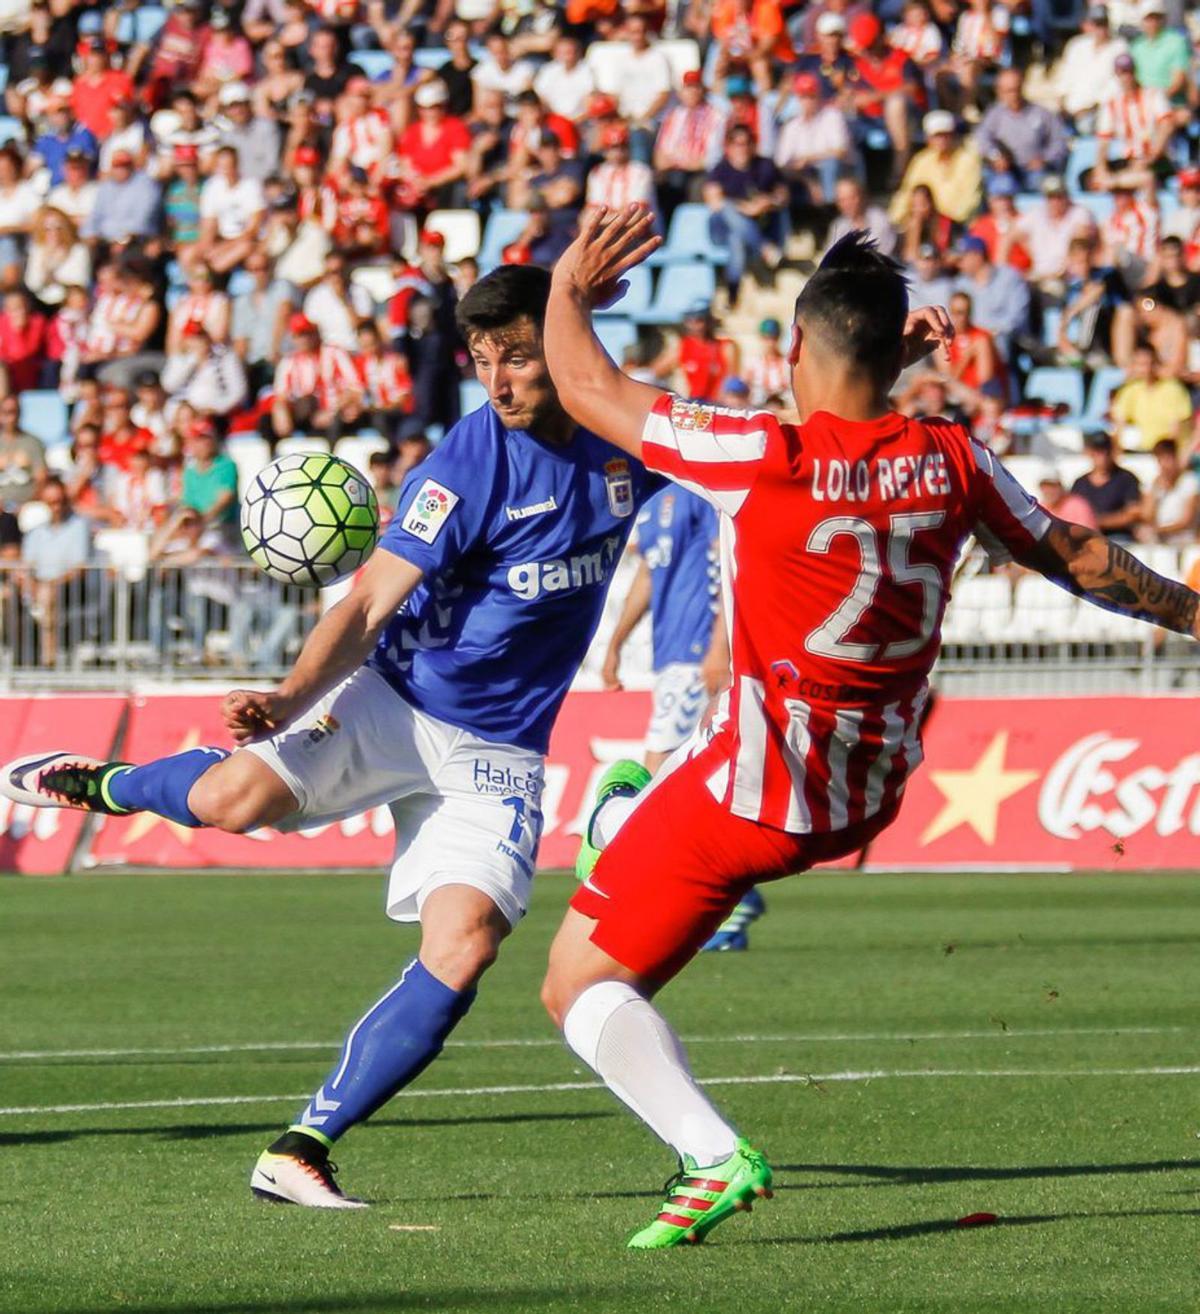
[670,400,714,432]
[304,713,340,748]
[402,478,460,544]
[604,459,634,518]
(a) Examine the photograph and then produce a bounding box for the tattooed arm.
[1018,516,1200,638]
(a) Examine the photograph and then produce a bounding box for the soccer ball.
[240,453,380,587]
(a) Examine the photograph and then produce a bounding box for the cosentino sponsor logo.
[1039,733,1200,840]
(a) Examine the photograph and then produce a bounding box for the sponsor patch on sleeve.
[669,399,715,432]
[401,478,460,544]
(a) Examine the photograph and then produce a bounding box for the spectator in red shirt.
[332,166,390,257]
[848,12,924,179]
[394,81,471,210]
[939,289,1009,413]
[651,301,740,401]
[968,174,1033,274]
[138,0,207,110]
[98,386,154,472]
[0,290,50,394]
[71,37,136,141]
[349,321,414,444]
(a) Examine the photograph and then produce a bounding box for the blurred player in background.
[538,206,1200,1249]
[1,265,660,1210]
[596,484,765,950]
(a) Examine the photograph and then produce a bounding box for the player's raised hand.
[554,204,663,311]
[900,305,954,368]
[222,689,296,746]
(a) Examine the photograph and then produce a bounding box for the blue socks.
[293,959,477,1144]
[106,748,230,827]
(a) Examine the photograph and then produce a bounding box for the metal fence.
[1,555,1197,693]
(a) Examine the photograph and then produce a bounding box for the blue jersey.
[636,487,720,670]
[371,404,660,752]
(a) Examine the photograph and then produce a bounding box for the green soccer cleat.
[628,1138,774,1249]
[574,759,652,883]
[0,752,134,815]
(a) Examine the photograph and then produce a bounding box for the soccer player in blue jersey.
[1,265,660,1209]
[599,486,766,950]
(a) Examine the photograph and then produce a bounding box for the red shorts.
[570,749,896,983]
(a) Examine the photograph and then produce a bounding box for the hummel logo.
[505,496,558,522]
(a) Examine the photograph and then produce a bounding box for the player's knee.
[420,925,502,992]
[187,759,285,834]
[540,973,568,1029]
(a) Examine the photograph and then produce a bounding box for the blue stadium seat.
[648,203,730,265]
[1074,192,1114,223]
[595,318,638,362]
[1041,307,1062,348]
[414,49,451,69]
[594,263,652,318]
[226,268,255,298]
[460,379,488,413]
[0,66,8,95]
[117,5,167,44]
[0,115,25,145]
[349,50,395,81]
[635,262,717,324]
[20,390,68,446]
[1084,365,1126,425]
[477,209,527,270]
[1024,366,1085,416]
[1065,137,1099,193]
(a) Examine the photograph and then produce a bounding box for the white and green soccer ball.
[240,453,380,587]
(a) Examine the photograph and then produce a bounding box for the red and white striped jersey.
[1096,86,1170,160]
[585,160,656,212]
[1105,198,1160,263]
[331,109,393,172]
[655,102,727,172]
[952,9,1006,62]
[274,345,360,408]
[354,349,413,409]
[640,395,1050,833]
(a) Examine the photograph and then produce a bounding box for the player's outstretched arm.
[545,204,666,459]
[223,552,425,744]
[1020,516,1200,638]
[602,555,652,689]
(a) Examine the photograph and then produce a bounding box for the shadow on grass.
[0,1109,613,1148]
[50,1287,627,1314]
[745,1206,1200,1246]
[774,1159,1200,1189]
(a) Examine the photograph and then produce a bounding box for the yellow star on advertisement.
[920,731,1039,846]
[121,729,203,847]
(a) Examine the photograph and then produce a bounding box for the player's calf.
[186,751,298,833]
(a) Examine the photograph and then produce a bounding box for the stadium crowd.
[1,0,1200,666]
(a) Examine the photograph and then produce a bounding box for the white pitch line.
[3,1065,1200,1117]
[0,1025,1188,1063]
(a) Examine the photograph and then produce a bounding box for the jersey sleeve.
[640,392,778,516]
[378,436,492,576]
[969,439,1052,563]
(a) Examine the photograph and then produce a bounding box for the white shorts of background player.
[644,662,708,756]
[246,665,545,928]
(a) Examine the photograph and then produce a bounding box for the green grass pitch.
[1,869,1198,1314]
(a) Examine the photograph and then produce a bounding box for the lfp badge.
[604,459,634,518]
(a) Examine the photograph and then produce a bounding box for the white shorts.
[244,666,545,928]
[645,662,708,754]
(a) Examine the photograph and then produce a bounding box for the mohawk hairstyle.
[793,231,910,381]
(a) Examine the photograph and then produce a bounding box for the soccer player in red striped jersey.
[538,206,1200,1249]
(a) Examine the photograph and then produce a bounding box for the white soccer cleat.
[250,1149,369,1209]
[0,752,130,813]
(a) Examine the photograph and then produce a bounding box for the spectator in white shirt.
[612,15,673,162]
[533,34,595,122]
[1055,7,1128,131]
[160,322,248,418]
[774,73,855,204]
[0,146,41,282]
[471,32,536,111]
[823,176,897,257]
[1164,167,1200,243]
[197,146,265,274]
[302,252,374,354]
[1013,173,1096,290]
[47,150,98,228]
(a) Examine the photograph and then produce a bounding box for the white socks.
[589,794,640,850]
[563,981,738,1167]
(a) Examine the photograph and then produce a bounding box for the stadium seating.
[595,263,652,318]
[595,318,638,362]
[93,528,150,582]
[942,575,1014,644]
[413,49,451,69]
[333,434,389,475]
[17,500,50,533]
[649,204,730,266]
[424,209,482,264]
[1024,367,1085,417]
[1083,366,1127,425]
[478,209,527,271]
[19,390,68,446]
[1009,574,1078,642]
[116,5,168,45]
[275,436,331,458]
[351,264,396,307]
[635,261,717,323]
[348,51,394,80]
[459,378,488,414]
[226,435,272,496]
[0,114,25,145]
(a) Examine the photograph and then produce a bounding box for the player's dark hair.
[456,264,552,340]
[793,231,909,383]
